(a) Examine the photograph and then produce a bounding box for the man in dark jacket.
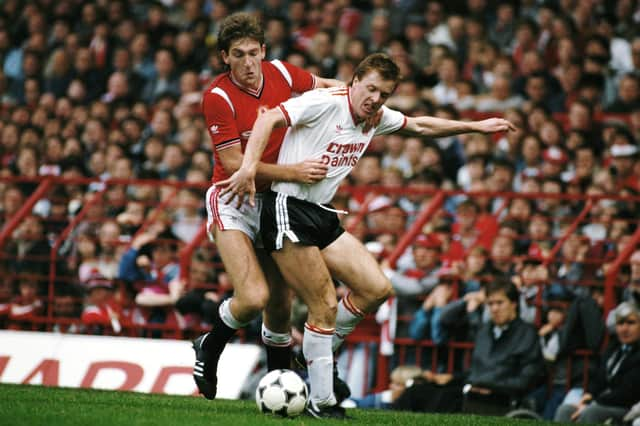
[465,279,544,393]
[555,301,640,423]
[394,278,544,413]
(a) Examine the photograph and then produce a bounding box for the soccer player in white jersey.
[219,53,516,418]
[193,13,343,400]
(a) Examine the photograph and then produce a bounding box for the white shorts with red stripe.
[205,184,264,247]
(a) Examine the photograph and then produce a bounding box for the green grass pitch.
[0,383,557,425]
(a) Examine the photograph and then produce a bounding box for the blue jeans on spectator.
[529,384,567,420]
[352,392,392,409]
[408,307,447,345]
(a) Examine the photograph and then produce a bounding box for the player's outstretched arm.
[217,108,286,207]
[401,116,516,138]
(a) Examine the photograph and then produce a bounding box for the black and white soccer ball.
[255,369,308,417]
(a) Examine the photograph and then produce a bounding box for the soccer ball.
[255,369,308,417]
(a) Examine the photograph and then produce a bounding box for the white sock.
[303,323,336,408]
[332,293,365,352]
[261,324,292,347]
[219,298,250,330]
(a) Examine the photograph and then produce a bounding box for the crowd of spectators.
[0,0,640,422]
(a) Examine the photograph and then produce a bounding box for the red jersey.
[81,302,121,328]
[202,60,316,188]
[9,297,44,321]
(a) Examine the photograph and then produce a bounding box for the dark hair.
[491,156,516,173]
[155,46,176,62]
[457,198,479,213]
[542,176,565,191]
[485,278,519,303]
[527,71,547,83]
[499,218,524,234]
[432,99,460,118]
[316,28,336,44]
[350,53,400,87]
[579,72,605,91]
[516,17,540,37]
[217,13,265,53]
[415,168,443,186]
[571,98,594,116]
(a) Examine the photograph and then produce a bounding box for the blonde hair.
[390,365,422,385]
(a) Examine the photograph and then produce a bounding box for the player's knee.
[373,279,394,304]
[326,298,339,322]
[350,279,393,313]
[327,298,338,316]
[239,288,270,314]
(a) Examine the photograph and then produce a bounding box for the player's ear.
[220,50,230,65]
[260,44,266,59]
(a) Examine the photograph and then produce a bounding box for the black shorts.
[260,191,345,252]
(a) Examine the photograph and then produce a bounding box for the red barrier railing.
[565,349,596,392]
[0,176,634,398]
[345,192,379,234]
[545,199,594,264]
[128,187,180,242]
[387,191,445,268]
[534,199,595,325]
[47,188,109,321]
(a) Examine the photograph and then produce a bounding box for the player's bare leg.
[271,240,345,418]
[321,231,394,352]
[194,226,269,399]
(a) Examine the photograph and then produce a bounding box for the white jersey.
[272,87,407,204]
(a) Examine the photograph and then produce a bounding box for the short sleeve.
[271,60,316,93]
[374,106,407,136]
[278,90,333,128]
[202,89,241,152]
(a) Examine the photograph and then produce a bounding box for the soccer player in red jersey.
[192,12,342,400]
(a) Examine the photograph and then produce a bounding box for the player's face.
[221,38,266,90]
[350,71,396,121]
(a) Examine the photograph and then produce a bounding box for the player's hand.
[216,167,257,208]
[292,159,328,184]
[474,118,517,133]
